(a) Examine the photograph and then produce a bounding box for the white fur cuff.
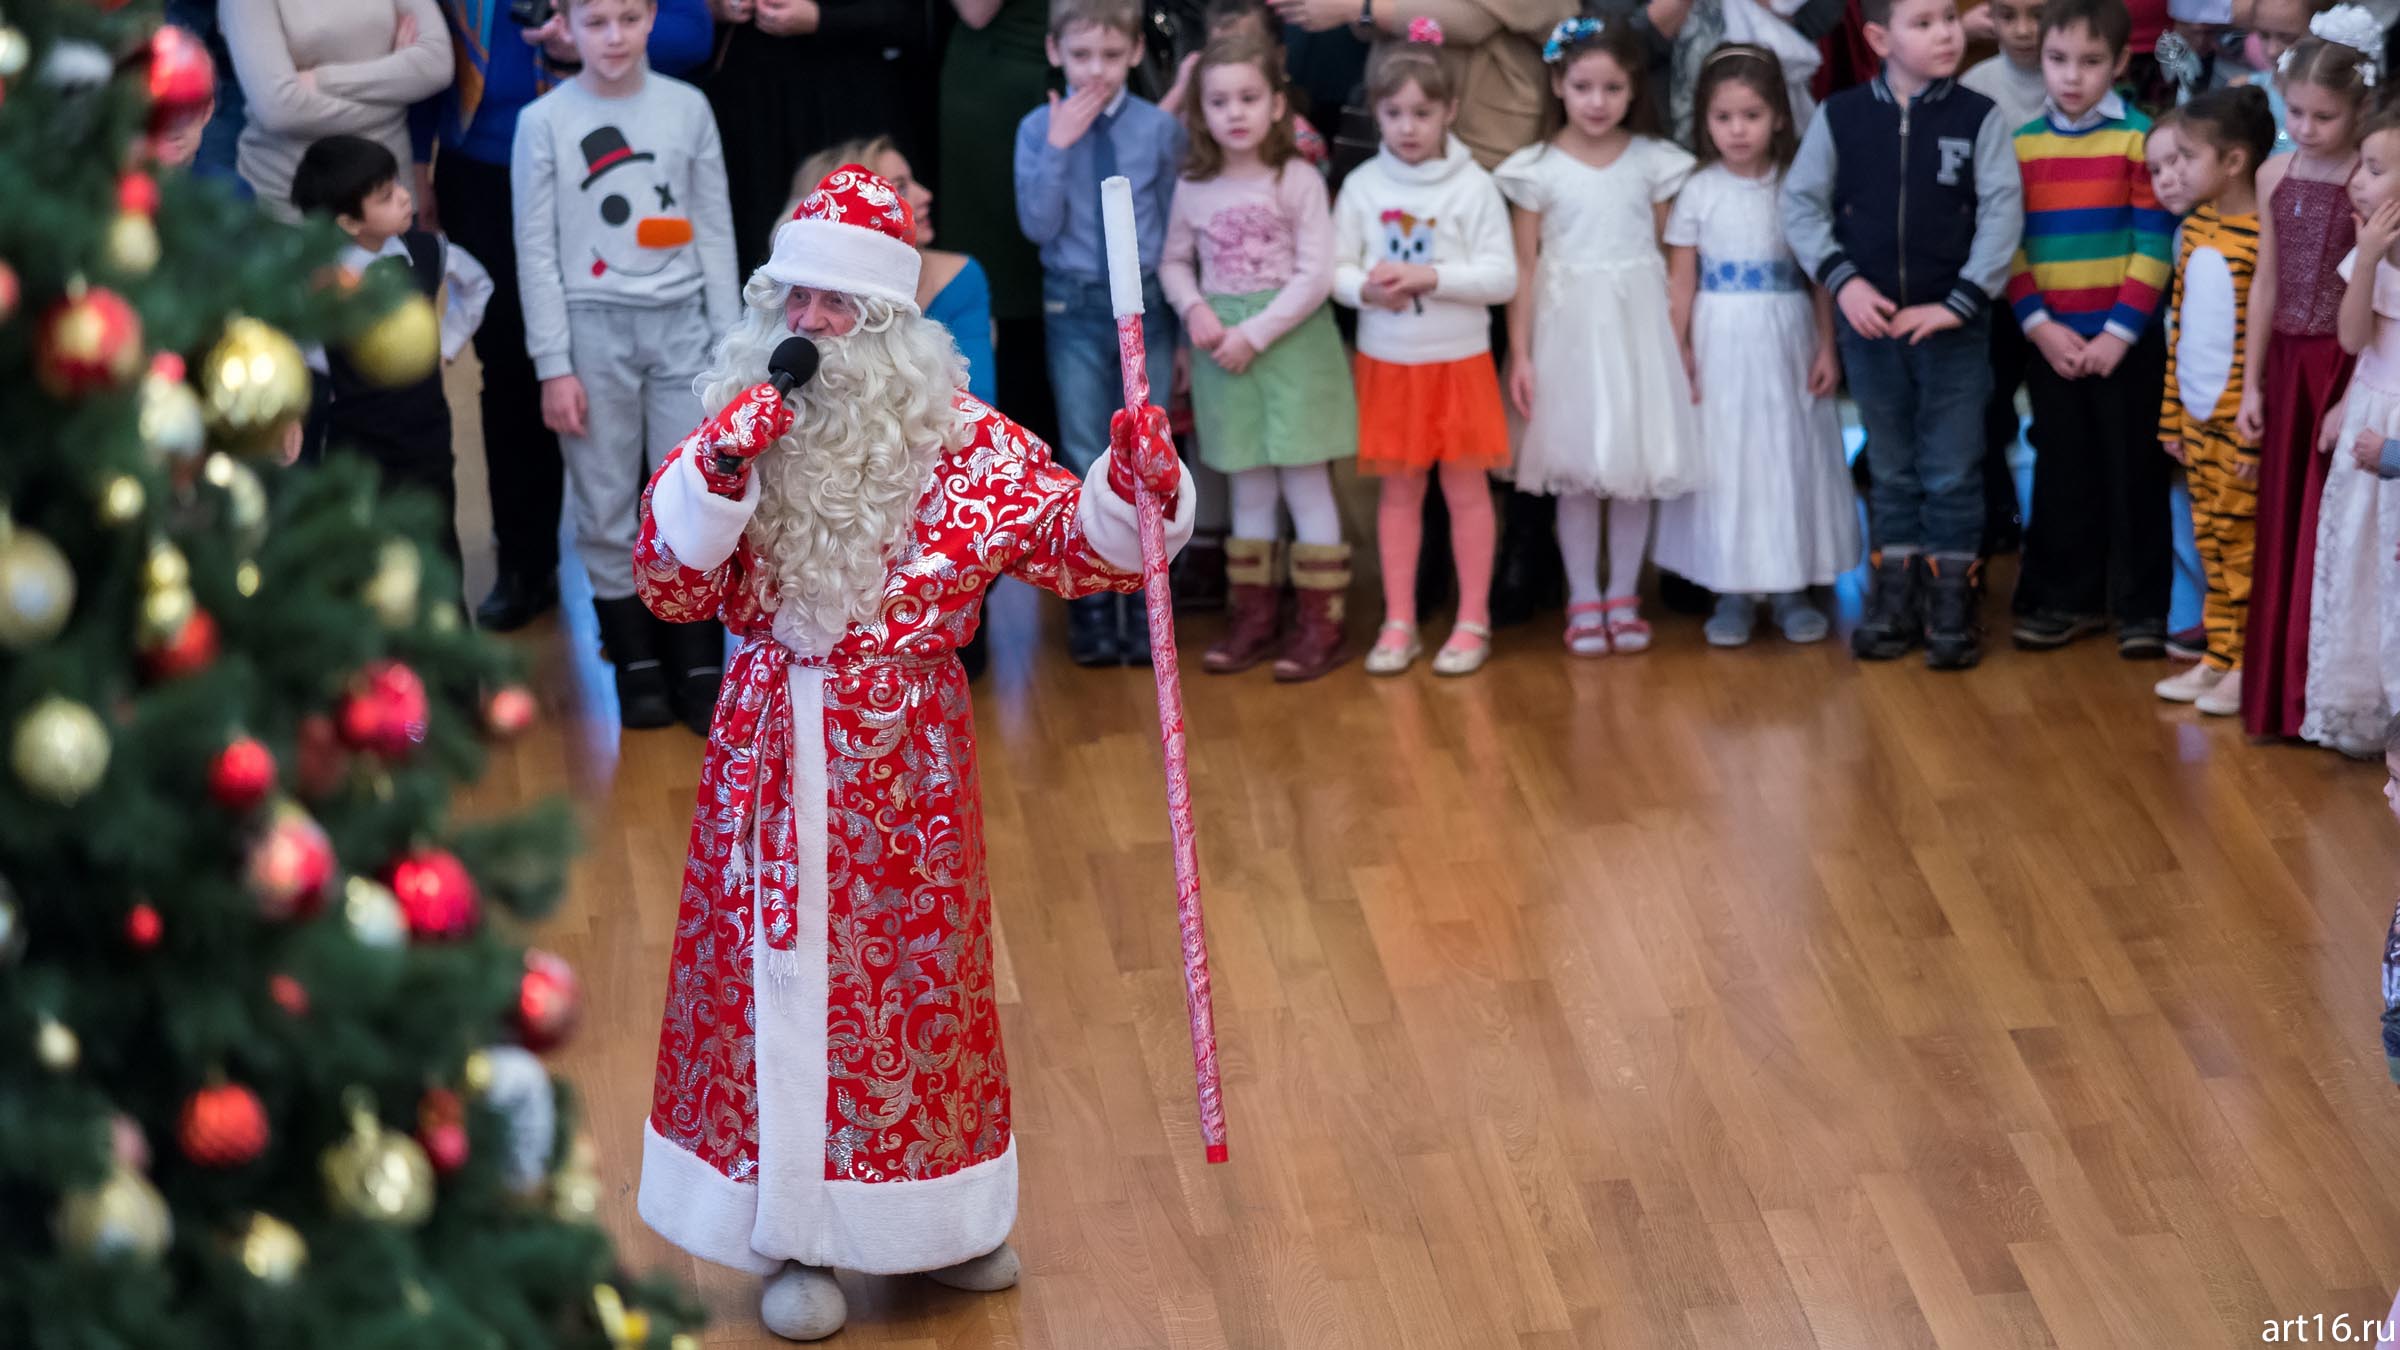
[650,450,761,573]
[1078,452,1197,577]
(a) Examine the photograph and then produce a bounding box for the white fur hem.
[1078,452,1198,576]
[650,450,760,573]
[638,1123,1020,1276]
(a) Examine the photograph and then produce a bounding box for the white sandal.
[1430,622,1491,676]
[1364,621,1422,676]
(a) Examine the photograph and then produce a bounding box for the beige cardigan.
[221,0,453,219]
[1374,0,1575,169]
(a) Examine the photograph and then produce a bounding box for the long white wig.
[698,272,969,634]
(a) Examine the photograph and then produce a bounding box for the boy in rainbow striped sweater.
[2004,0,2179,656]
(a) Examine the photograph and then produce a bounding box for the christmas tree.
[0,2,698,1345]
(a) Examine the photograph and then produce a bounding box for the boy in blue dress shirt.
[1015,0,1185,667]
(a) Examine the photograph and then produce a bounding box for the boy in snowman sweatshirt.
[512,0,736,734]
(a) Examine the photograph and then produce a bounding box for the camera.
[508,0,553,27]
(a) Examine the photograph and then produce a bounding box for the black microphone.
[714,337,821,476]
[768,335,820,397]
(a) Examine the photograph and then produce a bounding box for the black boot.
[1067,594,1119,667]
[1923,553,1984,671]
[476,568,559,632]
[1850,551,1924,661]
[592,597,676,729]
[1490,489,1562,628]
[661,617,727,735]
[1119,591,1153,667]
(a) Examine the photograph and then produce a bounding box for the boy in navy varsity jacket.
[1784,0,2023,671]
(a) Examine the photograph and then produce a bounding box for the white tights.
[1229,464,1342,547]
[1555,494,1651,608]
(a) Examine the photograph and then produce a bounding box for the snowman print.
[578,126,692,278]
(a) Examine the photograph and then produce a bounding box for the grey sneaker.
[1772,592,1829,643]
[1705,594,1757,647]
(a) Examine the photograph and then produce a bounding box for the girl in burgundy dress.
[2239,19,2376,739]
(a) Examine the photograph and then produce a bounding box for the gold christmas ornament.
[321,1095,434,1226]
[552,1133,601,1221]
[232,1211,306,1284]
[0,522,75,648]
[13,696,109,804]
[460,1049,494,1096]
[343,876,406,949]
[140,362,206,463]
[55,1165,172,1262]
[592,1284,654,1349]
[427,601,460,633]
[0,26,28,80]
[96,474,144,526]
[203,454,268,548]
[105,212,159,277]
[34,1014,77,1070]
[235,562,261,598]
[673,1336,701,1350]
[138,583,195,647]
[347,295,440,388]
[144,538,189,592]
[361,540,421,629]
[199,318,310,458]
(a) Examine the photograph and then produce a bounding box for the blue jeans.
[1839,311,1992,555]
[1043,272,1178,477]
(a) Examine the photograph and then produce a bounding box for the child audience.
[1784,0,2023,671]
[2005,0,2175,658]
[1499,19,1702,660]
[1162,32,1360,681]
[512,0,737,733]
[2153,85,2272,714]
[1014,0,1185,668]
[193,0,2400,758]
[2243,18,2373,737]
[1333,29,1518,677]
[1654,45,1857,644]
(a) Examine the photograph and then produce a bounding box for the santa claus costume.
[632,167,1193,1339]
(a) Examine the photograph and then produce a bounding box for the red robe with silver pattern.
[632,394,1193,1275]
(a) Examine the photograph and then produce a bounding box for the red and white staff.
[1101,174,1227,1166]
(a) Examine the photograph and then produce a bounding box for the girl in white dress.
[2304,114,2400,757]
[1653,45,1858,646]
[1499,17,1704,656]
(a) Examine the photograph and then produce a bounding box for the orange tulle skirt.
[1353,352,1512,475]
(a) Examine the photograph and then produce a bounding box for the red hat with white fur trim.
[758,164,922,313]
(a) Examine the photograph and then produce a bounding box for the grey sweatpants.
[561,297,712,600]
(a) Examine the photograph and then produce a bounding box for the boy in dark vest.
[1783,0,2024,670]
[292,134,491,566]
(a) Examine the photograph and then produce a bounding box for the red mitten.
[1107,405,1181,509]
[696,382,797,493]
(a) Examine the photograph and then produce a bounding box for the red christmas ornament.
[268,973,309,1016]
[387,848,478,941]
[484,685,537,740]
[146,22,215,133]
[337,661,430,759]
[209,736,275,811]
[142,608,219,681]
[0,261,17,326]
[294,713,348,799]
[179,1082,268,1168]
[35,285,142,397]
[248,804,335,921]
[417,1088,468,1175]
[124,902,162,950]
[118,171,159,217]
[515,949,582,1053]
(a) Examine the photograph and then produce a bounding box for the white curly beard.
[698,275,970,636]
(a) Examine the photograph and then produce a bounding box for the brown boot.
[1203,537,1283,674]
[1274,542,1352,682]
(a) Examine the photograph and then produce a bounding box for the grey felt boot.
[760,1262,846,1341]
[925,1241,1021,1292]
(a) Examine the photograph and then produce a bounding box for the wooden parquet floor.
[442,367,2400,1348]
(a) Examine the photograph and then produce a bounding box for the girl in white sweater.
[1332,27,1519,676]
